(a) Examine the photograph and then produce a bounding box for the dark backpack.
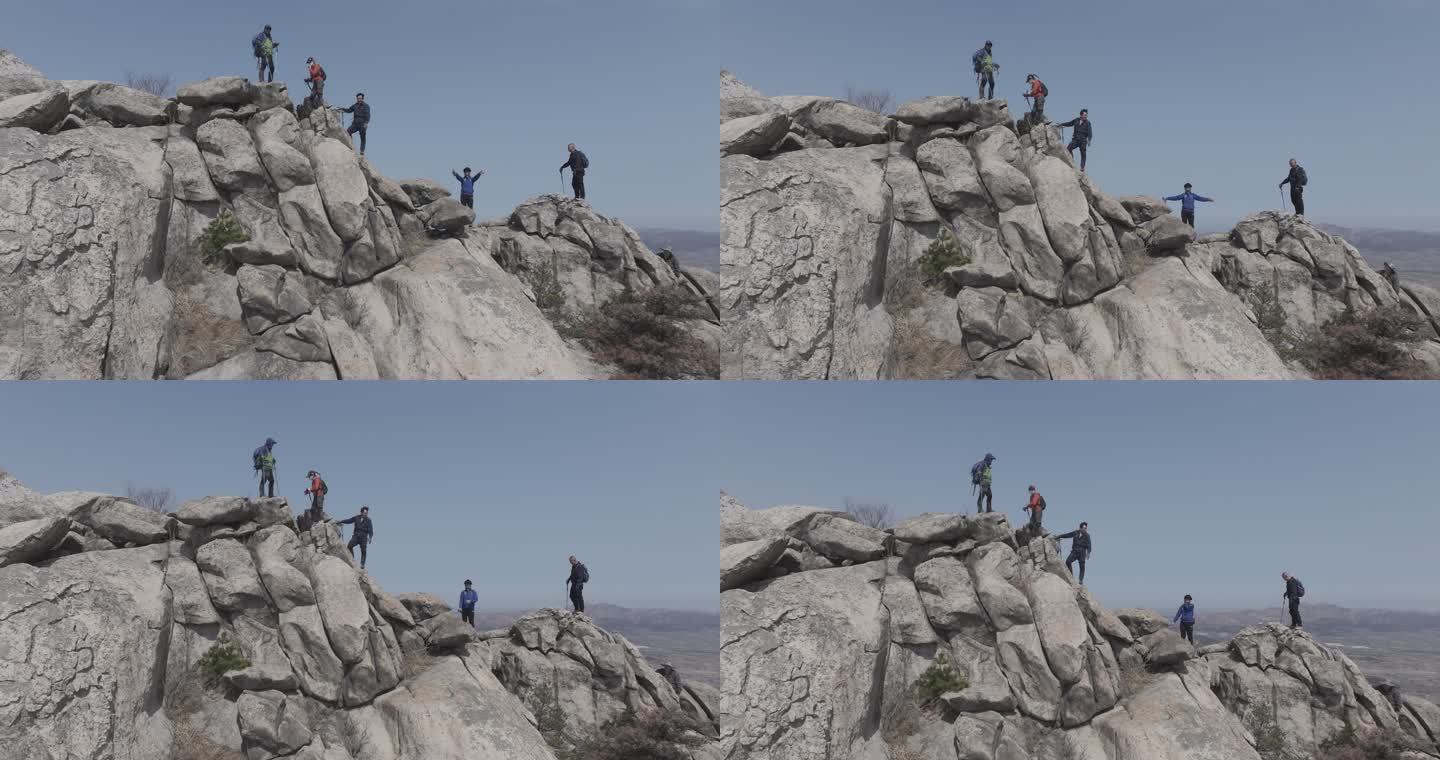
[1036,495,1047,509]
[319,479,329,495]
[578,151,590,170]
[1297,167,1308,187]
[1039,81,1049,97]
[1294,579,1305,597]
[970,461,986,485]
[316,65,327,81]
[577,563,590,583]
[252,33,264,56]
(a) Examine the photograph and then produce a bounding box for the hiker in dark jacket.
[1173,594,1196,644]
[560,143,589,200]
[339,506,374,569]
[451,167,486,208]
[342,93,370,156]
[1282,571,1303,628]
[1382,262,1399,289]
[1056,522,1092,583]
[972,41,997,100]
[252,26,279,83]
[1057,110,1093,172]
[252,438,277,497]
[1279,159,1307,217]
[458,580,478,627]
[972,453,996,513]
[566,555,588,612]
[1165,183,1215,228]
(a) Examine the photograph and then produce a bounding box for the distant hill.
[636,227,720,272]
[1317,223,1440,289]
[474,603,719,688]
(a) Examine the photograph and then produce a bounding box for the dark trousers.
[1066,551,1086,583]
[571,171,586,200]
[461,608,475,627]
[1290,187,1304,216]
[1029,95,1045,125]
[1027,507,1044,531]
[256,55,275,83]
[1068,138,1088,170]
[460,193,473,208]
[569,584,585,612]
[348,534,369,567]
[976,485,992,513]
[1288,597,1301,627]
[307,79,324,107]
[309,492,325,523]
[978,72,995,99]
[1180,621,1194,644]
[347,122,367,154]
[1181,209,1195,227]
[259,470,275,498]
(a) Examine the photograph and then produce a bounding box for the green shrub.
[917,228,971,284]
[1248,285,1302,362]
[915,653,968,707]
[573,286,719,380]
[1300,305,1433,380]
[196,635,250,688]
[196,209,248,266]
[530,684,581,759]
[1314,722,1427,760]
[572,710,708,760]
[1244,703,1306,760]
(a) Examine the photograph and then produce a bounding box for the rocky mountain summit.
[719,492,1440,760]
[0,469,718,760]
[719,71,1440,379]
[0,49,716,379]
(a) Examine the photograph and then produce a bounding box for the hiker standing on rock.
[339,506,374,569]
[1023,74,1047,126]
[341,93,370,156]
[303,470,327,524]
[1383,262,1399,289]
[1279,159,1307,217]
[1056,522,1092,584]
[452,167,485,209]
[1023,484,1046,532]
[1165,183,1214,228]
[252,25,279,84]
[458,580,478,628]
[560,143,589,200]
[972,41,998,100]
[1057,110,1093,172]
[1282,571,1305,628]
[253,438,277,498]
[566,555,589,613]
[971,453,996,513]
[303,57,326,108]
[1173,594,1196,644]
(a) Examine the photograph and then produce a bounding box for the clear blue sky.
[6,0,717,230]
[0,382,719,612]
[713,382,1440,612]
[719,0,1440,233]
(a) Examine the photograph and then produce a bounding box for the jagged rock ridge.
[0,50,715,380]
[718,492,1440,760]
[0,470,718,760]
[719,71,1440,379]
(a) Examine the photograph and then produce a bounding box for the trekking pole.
[1280,188,1288,213]
[559,169,567,196]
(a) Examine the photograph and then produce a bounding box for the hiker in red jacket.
[303,470,327,524]
[1024,485,1046,531]
[1023,74,1047,126]
[303,57,326,108]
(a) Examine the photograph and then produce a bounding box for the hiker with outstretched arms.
[1279,158,1307,217]
[566,555,589,613]
[252,437,277,498]
[1022,74,1047,126]
[1165,183,1214,228]
[1022,484,1046,532]
[1281,571,1305,628]
[972,41,997,100]
[1173,594,1196,644]
[971,453,996,513]
[458,580,478,627]
[1056,521,1092,584]
[303,57,326,108]
[339,506,374,569]
[303,470,327,524]
[1057,109,1093,172]
[560,143,589,200]
[452,166,485,209]
[341,93,370,156]
[252,25,279,83]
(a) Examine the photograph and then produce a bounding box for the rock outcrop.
[718,492,1440,760]
[719,71,1440,379]
[0,50,713,380]
[0,472,716,760]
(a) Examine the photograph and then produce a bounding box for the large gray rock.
[1114,608,1170,638]
[1094,670,1262,760]
[423,612,478,651]
[720,535,788,591]
[238,264,312,334]
[800,514,887,562]
[421,196,476,234]
[0,516,68,566]
[278,602,345,702]
[1141,628,1196,666]
[237,690,312,759]
[720,112,789,156]
[793,98,888,146]
[166,555,221,624]
[913,555,989,634]
[251,525,317,612]
[177,495,253,525]
[893,96,1012,128]
[196,538,270,613]
[968,543,1033,630]
[70,82,169,126]
[892,512,969,544]
[197,117,269,193]
[398,592,452,622]
[80,496,171,545]
[399,178,451,207]
[0,86,69,131]
[304,554,372,664]
[1023,572,1089,685]
[177,76,255,106]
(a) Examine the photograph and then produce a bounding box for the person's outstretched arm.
[1197,195,1214,203]
[1164,194,1182,202]
[452,170,462,182]
[338,515,356,525]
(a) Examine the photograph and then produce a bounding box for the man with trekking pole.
[1279,159,1307,217]
[1281,571,1305,628]
[566,555,589,613]
[560,143,589,200]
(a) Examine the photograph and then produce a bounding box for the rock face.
[0,51,714,380]
[0,472,717,760]
[719,493,1440,760]
[719,71,1437,379]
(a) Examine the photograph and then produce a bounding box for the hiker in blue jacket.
[458,580,478,627]
[1173,594,1196,644]
[252,25,279,83]
[1164,183,1215,228]
[970,453,996,514]
[451,167,486,209]
[972,41,997,100]
[252,437,277,498]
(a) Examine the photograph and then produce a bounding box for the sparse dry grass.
[573,710,709,760]
[573,286,720,380]
[167,669,244,760]
[1118,662,1154,700]
[884,263,972,379]
[402,651,440,680]
[166,293,252,378]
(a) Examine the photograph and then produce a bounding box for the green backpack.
[260,38,275,58]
